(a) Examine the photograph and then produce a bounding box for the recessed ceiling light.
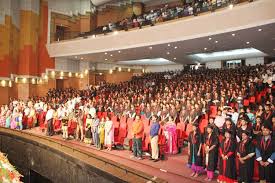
[105,52,107,55]
[232,33,235,36]
[174,46,178,49]
[110,54,113,57]
[118,50,121,53]
[105,58,108,61]
[92,34,96,38]
[229,4,233,9]
[113,31,118,35]
[81,57,83,60]
[208,37,212,41]
[167,52,170,55]
[168,44,171,47]
[173,58,177,60]
[75,56,77,59]
[273,48,275,51]
[215,40,218,43]
[246,41,250,44]
[149,46,152,50]
[258,29,262,32]
[204,48,207,50]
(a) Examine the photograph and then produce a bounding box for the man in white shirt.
[46,105,54,136]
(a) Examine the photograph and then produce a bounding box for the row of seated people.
[81,0,252,38]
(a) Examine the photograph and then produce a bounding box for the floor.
[25,127,216,183]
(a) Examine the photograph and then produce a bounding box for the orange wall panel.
[105,71,133,84]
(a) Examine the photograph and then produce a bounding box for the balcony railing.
[52,0,254,42]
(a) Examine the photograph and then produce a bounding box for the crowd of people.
[93,0,245,37]
[0,64,274,183]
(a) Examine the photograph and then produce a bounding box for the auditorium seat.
[243,99,250,107]
[209,106,217,117]
[199,119,208,134]
[114,119,127,145]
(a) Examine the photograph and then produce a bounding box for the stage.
[22,127,215,183]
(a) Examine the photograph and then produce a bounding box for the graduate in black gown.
[204,125,219,181]
[188,123,203,177]
[217,129,237,183]
[255,123,275,183]
[237,130,255,183]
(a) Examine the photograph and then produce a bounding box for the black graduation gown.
[205,133,219,171]
[218,138,237,181]
[188,131,203,166]
[237,125,253,141]
[237,139,255,183]
[256,136,275,182]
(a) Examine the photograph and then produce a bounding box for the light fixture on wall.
[60,71,64,76]
[229,4,233,9]
[75,73,79,77]
[51,71,55,77]
[31,78,36,84]
[8,81,12,87]
[113,31,118,35]
[84,69,89,75]
[68,72,72,77]
[80,73,84,78]
[118,67,122,72]
[128,68,131,72]
[109,69,113,74]
[142,69,145,73]
[15,77,18,83]
[1,80,6,87]
[44,75,48,80]
[22,78,27,83]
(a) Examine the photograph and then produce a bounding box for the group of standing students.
[187,117,274,183]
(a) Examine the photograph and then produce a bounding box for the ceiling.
[91,0,168,6]
[62,22,275,66]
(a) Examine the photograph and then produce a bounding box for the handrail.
[0,127,167,183]
[51,0,255,43]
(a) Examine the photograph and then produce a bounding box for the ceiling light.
[167,52,170,55]
[110,54,113,57]
[81,57,84,60]
[229,4,233,9]
[118,67,121,72]
[92,34,96,38]
[246,41,250,44]
[128,68,131,72]
[109,69,113,74]
[149,46,152,50]
[215,40,218,43]
[80,73,84,78]
[105,58,108,61]
[167,44,171,47]
[105,52,107,55]
[84,69,88,74]
[113,31,118,35]
[273,48,275,51]
[258,28,262,32]
[204,48,207,51]
[68,72,72,77]
[208,37,212,41]
[8,81,12,87]
[232,33,235,36]
[75,73,79,77]
[173,58,177,60]
[99,73,102,75]
[44,75,48,80]
[75,56,77,59]
[118,50,121,53]
[60,71,64,76]
[174,46,178,49]
[15,77,18,83]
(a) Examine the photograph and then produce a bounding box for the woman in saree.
[164,116,178,154]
